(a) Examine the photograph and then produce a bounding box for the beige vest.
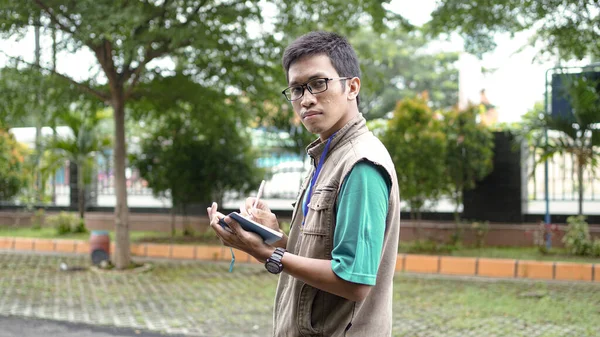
[273,114,401,337]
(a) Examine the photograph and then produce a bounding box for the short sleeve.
[331,161,390,285]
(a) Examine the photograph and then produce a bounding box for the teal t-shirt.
[304,161,391,286]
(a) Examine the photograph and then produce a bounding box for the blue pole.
[544,68,551,250]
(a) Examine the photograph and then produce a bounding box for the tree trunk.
[112,95,130,269]
[77,161,85,220]
[577,156,584,215]
[50,26,58,205]
[34,18,43,204]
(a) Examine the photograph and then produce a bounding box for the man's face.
[287,54,355,141]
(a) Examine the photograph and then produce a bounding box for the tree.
[511,102,547,200]
[539,77,600,214]
[0,125,29,201]
[427,0,600,60]
[42,108,112,220]
[132,114,263,235]
[442,105,494,224]
[353,27,460,119]
[129,73,263,235]
[381,96,447,226]
[0,0,398,269]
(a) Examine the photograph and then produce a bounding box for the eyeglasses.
[281,77,352,101]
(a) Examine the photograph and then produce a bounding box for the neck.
[319,108,359,142]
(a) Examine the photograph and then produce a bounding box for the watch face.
[265,261,281,274]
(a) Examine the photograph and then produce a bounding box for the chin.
[302,122,323,135]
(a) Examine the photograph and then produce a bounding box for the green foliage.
[42,108,112,218]
[0,126,30,200]
[526,222,560,254]
[470,221,489,249]
[428,0,600,60]
[591,239,600,257]
[382,96,447,219]
[0,67,76,127]
[443,106,495,222]
[130,86,263,213]
[562,215,592,256]
[31,208,45,230]
[354,27,459,119]
[279,221,291,236]
[47,212,85,236]
[539,76,600,214]
[400,240,462,254]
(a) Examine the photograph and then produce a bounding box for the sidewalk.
[1,250,599,337]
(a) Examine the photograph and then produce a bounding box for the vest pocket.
[296,283,323,336]
[303,187,336,236]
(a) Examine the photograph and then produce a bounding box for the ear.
[347,77,361,101]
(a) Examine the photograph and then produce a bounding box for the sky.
[0,1,589,124]
[388,0,563,123]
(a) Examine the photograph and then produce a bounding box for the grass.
[448,246,600,263]
[398,242,600,264]
[0,225,220,244]
[394,275,600,336]
[1,252,599,337]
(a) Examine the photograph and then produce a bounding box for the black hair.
[282,31,361,105]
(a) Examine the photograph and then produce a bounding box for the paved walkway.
[0,315,182,337]
[1,250,598,337]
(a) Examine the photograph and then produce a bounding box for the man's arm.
[209,210,369,302]
[207,162,389,303]
[277,251,373,302]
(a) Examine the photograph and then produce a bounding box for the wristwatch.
[265,247,286,274]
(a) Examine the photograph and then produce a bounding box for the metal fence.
[3,146,598,211]
[526,146,599,202]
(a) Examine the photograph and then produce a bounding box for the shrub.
[591,239,600,257]
[46,212,84,235]
[471,221,489,248]
[526,221,560,254]
[562,215,591,256]
[401,240,461,254]
[31,208,45,230]
[72,219,87,234]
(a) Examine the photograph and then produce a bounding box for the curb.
[397,253,598,282]
[1,237,598,282]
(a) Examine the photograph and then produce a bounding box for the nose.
[300,89,316,108]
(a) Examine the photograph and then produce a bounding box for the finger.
[243,197,255,215]
[209,211,225,225]
[211,215,237,239]
[207,202,218,219]
[248,206,265,220]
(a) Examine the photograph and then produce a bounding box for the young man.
[207,31,400,336]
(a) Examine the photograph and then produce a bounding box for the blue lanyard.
[302,133,336,225]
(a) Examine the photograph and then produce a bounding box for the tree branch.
[33,0,79,36]
[175,0,209,29]
[92,39,122,96]
[0,51,109,102]
[123,0,209,100]
[123,41,178,100]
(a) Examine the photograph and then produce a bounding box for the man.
[207,31,400,336]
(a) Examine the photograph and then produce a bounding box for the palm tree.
[42,109,112,221]
[541,76,600,215]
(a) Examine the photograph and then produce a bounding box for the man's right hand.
[242,198,288,248]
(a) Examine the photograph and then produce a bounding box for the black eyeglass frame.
[281,77,352,101]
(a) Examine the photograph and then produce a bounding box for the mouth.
[302,110,322,120]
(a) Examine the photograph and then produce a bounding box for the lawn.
[0,226,218,243]
[398,242,600,264]
[0,252,598,337]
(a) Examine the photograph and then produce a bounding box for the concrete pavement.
[0,315,183,337]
